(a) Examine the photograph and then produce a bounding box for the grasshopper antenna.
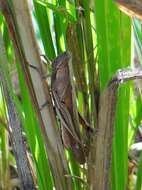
[40,54,52,66]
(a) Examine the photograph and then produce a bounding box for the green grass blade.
[53,0,67,53]
[34,1,56,59]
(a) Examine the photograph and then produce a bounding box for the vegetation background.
[0,0,142,190]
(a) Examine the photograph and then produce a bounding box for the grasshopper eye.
[75,144,79,149]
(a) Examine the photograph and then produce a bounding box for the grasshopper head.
[52,51,72,71]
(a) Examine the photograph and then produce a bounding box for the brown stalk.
[89,68,142,190]
[66,24,87,93]
[0,34,35,189]
[66,23,90,121]
[1,82,36,190]
[116,0,142,20]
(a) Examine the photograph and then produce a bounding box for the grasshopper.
[29,51,93,163]
[51,51,93,164]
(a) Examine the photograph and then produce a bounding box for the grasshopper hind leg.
[62,126,86,164]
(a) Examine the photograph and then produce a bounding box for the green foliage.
[0,0,142,190]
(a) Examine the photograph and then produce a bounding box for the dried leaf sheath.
[51,52,86,164]
[0,32,35,189]
[116,0,142,20]
[90,68,142,190]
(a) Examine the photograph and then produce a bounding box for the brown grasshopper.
[51,51,93,164]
